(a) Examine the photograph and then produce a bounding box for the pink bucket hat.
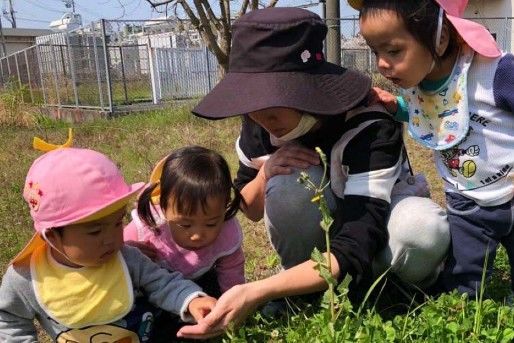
[348,0,501,58]
[12,147,145,264]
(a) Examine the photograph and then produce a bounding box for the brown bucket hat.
[192,7,372,119]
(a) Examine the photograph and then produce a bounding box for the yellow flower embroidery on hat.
[24,181,43,211]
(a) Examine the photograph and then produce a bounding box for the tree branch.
[219,0,231,57]
[268,0,279,7]
[200,0,222,31]
[238,0,250,17]
[143,0,174,8]
[189,0,227,64]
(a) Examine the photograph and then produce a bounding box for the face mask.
[270,113,319,146]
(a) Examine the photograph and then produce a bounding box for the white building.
[465,0,513,52]
[49,13,83,32]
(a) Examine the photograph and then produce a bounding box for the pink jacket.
[124,207,245,292]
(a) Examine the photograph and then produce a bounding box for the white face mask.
[269,113,319,146]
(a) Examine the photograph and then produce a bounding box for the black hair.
[359,0,459,64]
[137,146,244,230]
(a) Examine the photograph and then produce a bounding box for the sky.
[8,0,358,30]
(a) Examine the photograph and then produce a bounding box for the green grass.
[0,106,513,342]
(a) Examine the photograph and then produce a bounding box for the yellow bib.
[31,245,134,328]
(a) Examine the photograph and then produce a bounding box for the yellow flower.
[311,195,322,203]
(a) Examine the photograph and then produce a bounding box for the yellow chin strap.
[33,128,73,152]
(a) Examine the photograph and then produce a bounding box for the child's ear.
[436,22,451,57]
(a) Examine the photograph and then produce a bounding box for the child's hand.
[188,296,217,322]
[368,87,398,114]
[125,241,159,261]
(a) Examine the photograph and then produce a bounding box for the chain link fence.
[0,19,220,113]
[154,47,219,100]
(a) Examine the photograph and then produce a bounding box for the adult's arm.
[330,117,403,289]
[238,165,267,221]
[177,253,340,340]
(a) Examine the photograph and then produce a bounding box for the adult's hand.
[177,254,341,339]
[177,283,261,340]
[263,142,320,180]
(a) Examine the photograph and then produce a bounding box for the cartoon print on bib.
[54,297,157,343]
[56,325,140,343]
[405,45,475,150]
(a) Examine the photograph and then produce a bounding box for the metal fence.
[153,47,219,101]
[0,19,220,113]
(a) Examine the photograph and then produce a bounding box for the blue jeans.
[264,165,450,287]
[441,192,514,295]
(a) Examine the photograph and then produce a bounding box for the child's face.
[165,196,226,250]
[248,107,303,138]
[47,207,126,268]
[360,9,434,88]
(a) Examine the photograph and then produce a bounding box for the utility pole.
[8,0,15,28]
[325,0,340,65]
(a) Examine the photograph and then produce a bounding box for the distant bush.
[0,78,39,127]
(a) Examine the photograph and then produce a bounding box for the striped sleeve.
[331,117,403,290]
[234,117,274,190]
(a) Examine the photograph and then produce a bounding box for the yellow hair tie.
[149,155,167,205]
[33,128,73,152]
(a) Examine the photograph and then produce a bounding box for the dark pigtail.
[136,183,160,230]
[224,183,245,221]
